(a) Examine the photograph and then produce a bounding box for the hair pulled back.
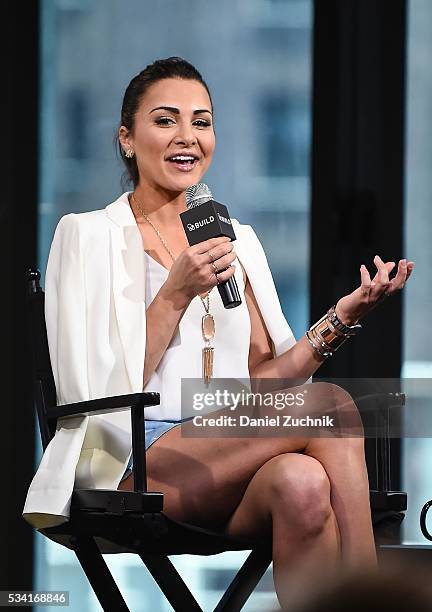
[117,56,213,188]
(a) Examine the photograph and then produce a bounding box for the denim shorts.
[119,418,192,483]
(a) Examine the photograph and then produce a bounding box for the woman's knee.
[266,454,333,538]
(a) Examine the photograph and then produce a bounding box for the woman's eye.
[194,119,211,128]
[155,117,175,126]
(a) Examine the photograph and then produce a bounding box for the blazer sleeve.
[45,213,91,405]
[23,214,91,527]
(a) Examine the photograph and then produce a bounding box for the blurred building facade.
[402,0,432,545]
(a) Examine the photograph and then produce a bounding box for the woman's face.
[120,78,215,194]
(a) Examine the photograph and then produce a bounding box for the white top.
[142,251,251,420]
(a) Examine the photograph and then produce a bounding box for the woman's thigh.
[118,381,362,529]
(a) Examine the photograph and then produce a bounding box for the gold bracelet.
[312,316,347,352]
[306,330,332,358]
[306,307,363,358]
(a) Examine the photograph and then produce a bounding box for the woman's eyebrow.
[149,105,212,115]
[149,105,179,114]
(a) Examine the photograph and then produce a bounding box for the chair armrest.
[47,391,160,419]
[47,391,160,496]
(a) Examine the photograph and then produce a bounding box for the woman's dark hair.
[117,56,213,188]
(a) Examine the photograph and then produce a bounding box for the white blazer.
[23,192,296,528]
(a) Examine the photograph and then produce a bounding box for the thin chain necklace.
[131,192,215,384]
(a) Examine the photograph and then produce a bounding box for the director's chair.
[25,268,407,611]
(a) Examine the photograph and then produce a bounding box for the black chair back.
[26,268,57,449]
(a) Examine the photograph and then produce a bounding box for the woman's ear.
[118,126,132,154]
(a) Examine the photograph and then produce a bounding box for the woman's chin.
[163,172,204,193]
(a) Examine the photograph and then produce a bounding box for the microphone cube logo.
[180,200,237,246]
[187,215,215,232]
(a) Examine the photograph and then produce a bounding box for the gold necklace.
[131,192,215,384]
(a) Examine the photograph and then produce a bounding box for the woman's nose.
[174,126,197,146]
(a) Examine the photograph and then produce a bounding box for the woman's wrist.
[334,301,359,326]
[159,281,192,311]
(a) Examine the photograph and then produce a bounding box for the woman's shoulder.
[52,210,109,255]
[57,208,106,228]
[231,218,261,236]
[54,192,131,241]
[231,219,266,256]
[231,218,254,239]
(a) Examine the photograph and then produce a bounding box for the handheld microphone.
[180,183,242,309]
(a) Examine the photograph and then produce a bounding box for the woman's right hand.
[162,236,237,306]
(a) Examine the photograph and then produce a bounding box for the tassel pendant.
[202,309,215,383]
[202,313,215,341]
[202,345,214,384]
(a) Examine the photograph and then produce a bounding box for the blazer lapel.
[105,194,147,392]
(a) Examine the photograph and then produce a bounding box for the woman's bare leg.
[222,453,341,609]
[303,436,376,570]
[118,382,376,604]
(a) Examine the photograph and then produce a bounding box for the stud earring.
[125,148,134,159]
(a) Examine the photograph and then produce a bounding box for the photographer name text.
[192,414,334,427]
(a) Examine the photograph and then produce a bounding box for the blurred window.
[402,0,432,545]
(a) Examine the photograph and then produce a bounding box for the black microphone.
[180,183,242,309]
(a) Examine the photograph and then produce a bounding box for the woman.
[25,57,413,609]
[114,57,413,606]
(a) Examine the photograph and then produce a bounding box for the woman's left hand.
[335,255,415,325]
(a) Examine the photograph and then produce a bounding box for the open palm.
[335,255,415,324]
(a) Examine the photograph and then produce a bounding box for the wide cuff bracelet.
[327,305,363,336]
[306,306,363,359]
